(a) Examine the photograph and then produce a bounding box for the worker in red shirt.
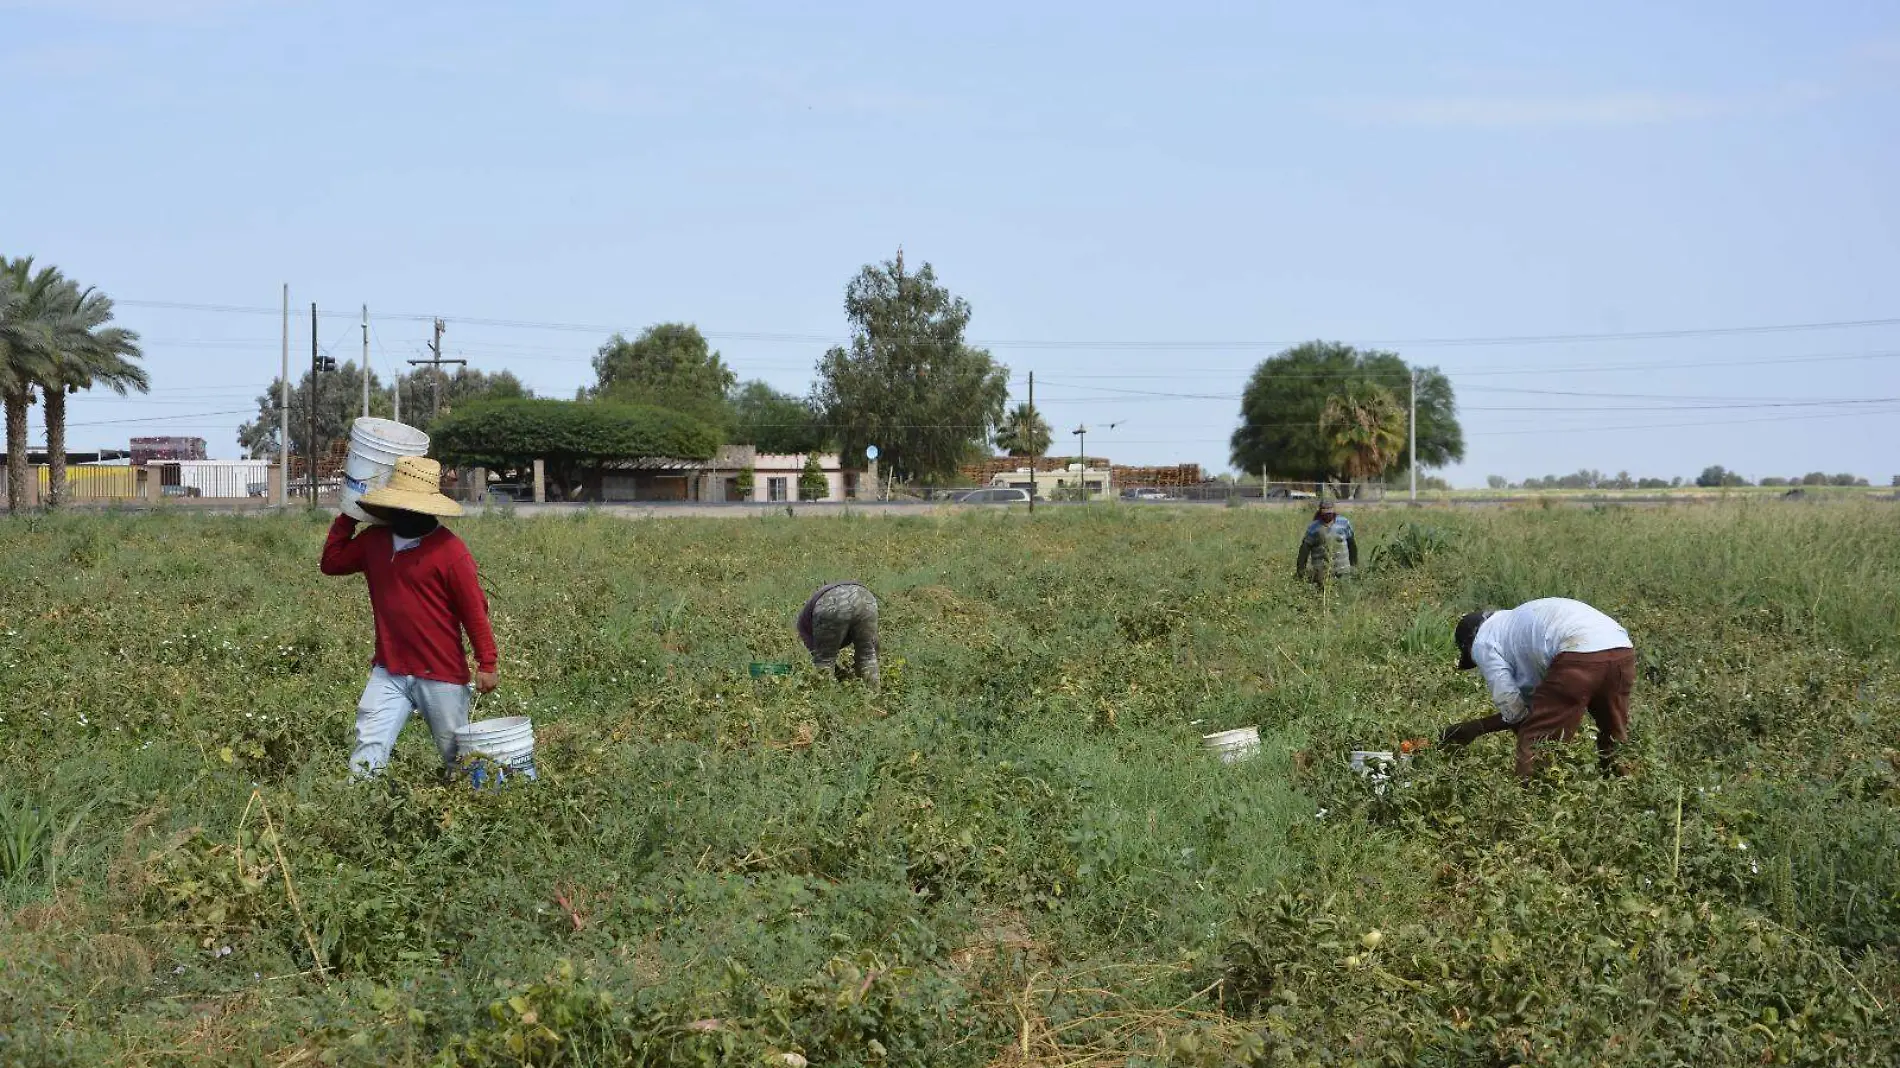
[321,456,499,776]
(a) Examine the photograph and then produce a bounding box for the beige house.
[989,463,1113,500]
[595,446,859,503]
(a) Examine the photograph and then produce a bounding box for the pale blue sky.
[5,0,1899,484]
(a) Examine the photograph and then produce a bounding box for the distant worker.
[1295,496,1358,584]
[1441,598,1635,778]
[796,581,880,687]
[320,456,499,776]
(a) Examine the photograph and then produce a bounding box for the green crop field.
[2,503,1897,1067]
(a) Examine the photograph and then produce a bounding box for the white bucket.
[1349,750,1395,774]
[341,417,430,523]
[1202,726,1262,764]
[454,715,537,787]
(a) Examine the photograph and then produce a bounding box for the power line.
[114,298,1900,349]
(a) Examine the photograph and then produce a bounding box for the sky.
[4,0,1899,485]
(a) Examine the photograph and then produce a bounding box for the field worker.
[1294,496,1358,583]
[320,456,499,776]
[796,581,880,687]
[1441,598,1635,778]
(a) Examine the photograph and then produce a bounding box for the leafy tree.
[239,362,390,461]
[1230,342,1462,484]
[1696,465,1748,488]
[735,466,755,499]
[589,323,734,427]
[399,366,529,423]
[0,258,58,511]
[813,250,1009,485]
[798,455,828,501]
[431,397,719,501]
[237,365,530,460]
[994,402,1052,457]
[1829,473,1866,487]
[1486,475,1510,490]
[38,281,146,508]
[728,380,830,454]
[0,259,137,510]
[1638,477,1675,489]
[1801,471,1829,486]
[1760,477,1790,488]
[1319,380,1405,484]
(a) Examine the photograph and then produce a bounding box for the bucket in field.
[341,417,430,523]
[1349,750,1395,774]
[454,715,537,788]
[1202,726,1261,764]
[749,661,793,678]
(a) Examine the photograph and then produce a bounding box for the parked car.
[1131,488,1173,501]
[160,485,202,498]
[485,483,533,504]
[1265,487,1316,500]
[958,487,1033,504]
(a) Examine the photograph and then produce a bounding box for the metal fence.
[41,465,140,502]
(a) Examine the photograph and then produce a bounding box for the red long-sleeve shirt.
[320,515,498,684]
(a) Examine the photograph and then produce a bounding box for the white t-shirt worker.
[1442,598,1635,777]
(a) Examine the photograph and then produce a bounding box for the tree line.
[1489,468,1876,491]
[9,243,1476,510]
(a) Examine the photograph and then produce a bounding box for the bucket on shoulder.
[342,417,430,523]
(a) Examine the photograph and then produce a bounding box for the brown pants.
[1515,648,1635,778]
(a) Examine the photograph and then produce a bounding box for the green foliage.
[729,380,831,454]
[1230,341,1462,484]
[237,365,531,460]
[813,250,1009,485]
[797,455,828,501]
[0,504,1897,1063]
[1320,379,1405,483]
[1370,520,1449,570]
[993,402,1052,458]
[1697,464,1750,488]
[430,398,720,499]
[590,323,735,428]
[735,466,755,499]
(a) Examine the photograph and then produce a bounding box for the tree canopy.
[1696,465,1749,488]
[994,402,1052,457]
[812,250,1009,484]
[728,379,831,455]
[431,397,721,501]
[1229,341,1462,485]
[237,365,530,460]
[589,323,735,428]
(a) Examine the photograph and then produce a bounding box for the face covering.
[384,510,439,539]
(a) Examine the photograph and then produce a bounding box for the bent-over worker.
[320,455,499,776]
[1295,496,1358,583]
[796,582,880,687]
[1441,598,1634,778]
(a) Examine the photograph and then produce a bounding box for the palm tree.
[993,402,1052,458]
[0,257,60,512]
[1319,381,1405,493]
[40,283,145,508]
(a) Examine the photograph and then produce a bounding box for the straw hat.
[358,456,464,517]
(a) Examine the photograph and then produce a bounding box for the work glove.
[1439,714,1509,748]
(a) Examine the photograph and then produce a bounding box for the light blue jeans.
[351,667,472,775]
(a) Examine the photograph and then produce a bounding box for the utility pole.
[361,305,370,418]
[1409,369,1418,501]
[1027,371,1035,515]
[1072,424,1087,502]
[278,284,289,506]
[409,318,464,421]
[308,303,319,504]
